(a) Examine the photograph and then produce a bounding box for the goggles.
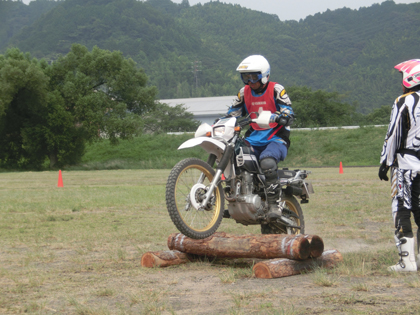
[241,72,262,84]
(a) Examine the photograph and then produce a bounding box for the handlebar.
[237,117,251,128]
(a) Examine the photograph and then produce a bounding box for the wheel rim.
[174,164,222,232]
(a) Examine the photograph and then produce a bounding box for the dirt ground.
[2,221,420,315]
[135,224,420,315]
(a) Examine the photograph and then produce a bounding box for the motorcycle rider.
[225,55,294,222]
[379,59,420,272]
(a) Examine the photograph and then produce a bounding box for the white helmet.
[236,55,270,85]
[394,59,420,89]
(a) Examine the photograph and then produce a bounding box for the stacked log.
[141,232,341,279]
[167,232,311,260]
[141,250,191,268]
[252,249,343,279]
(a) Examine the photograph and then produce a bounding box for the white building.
[160,96,385,131]
[160,96,236,125]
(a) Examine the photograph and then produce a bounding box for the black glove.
[277,116,289,126]
[270,114,289,126]
[378,161,389,181]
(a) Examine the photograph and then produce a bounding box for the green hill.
[2,0,419,113]
[0,0,60,52]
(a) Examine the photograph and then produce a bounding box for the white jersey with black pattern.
[380,91,420,171]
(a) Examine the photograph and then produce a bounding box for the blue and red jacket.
[227,81,293,148]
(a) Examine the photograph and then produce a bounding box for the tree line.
[0,45,391,170]
[1,0,418,114]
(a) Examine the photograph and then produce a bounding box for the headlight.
[213,126,226,137]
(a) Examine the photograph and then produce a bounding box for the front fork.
[196,154,217,186]
[199,143,235,210]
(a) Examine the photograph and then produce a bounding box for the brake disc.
[189,183,207,210]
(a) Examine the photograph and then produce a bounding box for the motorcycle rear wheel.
[261,195,305,235]
[166,158,224,239]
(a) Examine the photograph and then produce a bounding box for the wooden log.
[167,232,311,260]
[253,249,343,279]
[302,235,324,258]
[141,250,191,268]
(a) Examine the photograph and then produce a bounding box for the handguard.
[251,111,272,129]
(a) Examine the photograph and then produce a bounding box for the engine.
[226,171,263,225]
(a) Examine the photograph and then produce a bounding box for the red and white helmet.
[394,59,420,89]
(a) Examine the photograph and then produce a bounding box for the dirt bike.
[165,110,314,239]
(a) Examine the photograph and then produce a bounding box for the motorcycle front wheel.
[166,158,225,239]
[261,195,305,235]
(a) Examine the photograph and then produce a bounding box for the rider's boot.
[388,236,417,272]
[260,157,282,222]
[266,182,282,222]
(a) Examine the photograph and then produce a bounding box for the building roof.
[159,96,236,117]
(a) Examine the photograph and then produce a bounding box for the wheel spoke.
[167,159,223,236]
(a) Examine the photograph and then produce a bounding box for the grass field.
[1,167,420,314]
[55,125,388,171]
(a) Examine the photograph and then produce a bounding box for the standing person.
[225,55,294,221]
[379,59,420,272]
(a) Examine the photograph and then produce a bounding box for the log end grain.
[252,263,273,279]
[308,235,324,258]
[141,252,157,268]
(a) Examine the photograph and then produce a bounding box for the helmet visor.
[241,72,262,84]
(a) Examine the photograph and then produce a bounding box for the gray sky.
[22,0,420,21]
[172,0,420,21]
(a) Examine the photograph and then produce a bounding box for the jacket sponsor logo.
[251,101,267,106]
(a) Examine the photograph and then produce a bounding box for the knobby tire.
[166,158,224,239]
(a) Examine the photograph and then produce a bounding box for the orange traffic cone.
[339,162,343,174]
[57,170,64,187]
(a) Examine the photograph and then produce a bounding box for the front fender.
[179,137,234,179]
[178,137,226,160]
